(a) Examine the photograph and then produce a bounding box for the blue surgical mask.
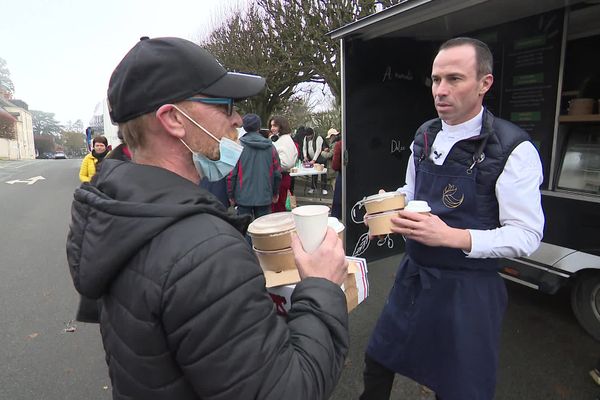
[174,105,243,181]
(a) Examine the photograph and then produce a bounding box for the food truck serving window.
[557,126,600,195]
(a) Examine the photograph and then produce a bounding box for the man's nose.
[231,111,243,127]
[435,80,449,96]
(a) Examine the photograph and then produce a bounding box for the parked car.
[53,151,66,159]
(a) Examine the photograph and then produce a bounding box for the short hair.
[92,135,108,146]
[268,115,291,135]
[305,127,314,136]
[438,37,493,78]
[119,114,152,151]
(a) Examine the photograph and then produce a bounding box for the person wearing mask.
[269,115,298,212]
[227,113,282,219]
[302,127,328,195]
[79,135,108,182]
[361,37,544,400]
[66,36,349,400]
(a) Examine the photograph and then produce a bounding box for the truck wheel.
[571,271,600,342]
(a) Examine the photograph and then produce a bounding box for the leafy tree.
[0,57,15,97]
[31,110,63,136]
[61,130,86,156]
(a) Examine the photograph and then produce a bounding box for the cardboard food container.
[248,212,295,251]
[314,163,324,171]
[267,257,368,315]
[362,191,406,214]
[365,209,399,236]
[568,98,594,115]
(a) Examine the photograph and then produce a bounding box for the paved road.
[1,159,598,399]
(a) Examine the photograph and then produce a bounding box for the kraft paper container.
[366,209,400,236]
[314,163,324,171]
[248,212,296,251]
[262,255,361,288]
[267,257,369,313]
[568,98,594,115]
[254,247,296,273]
[362,192,406,214]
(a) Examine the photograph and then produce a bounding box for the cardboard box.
[267,257,368,315]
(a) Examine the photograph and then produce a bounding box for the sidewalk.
[329,253,435,399]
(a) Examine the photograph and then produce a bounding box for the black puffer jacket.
[67,159,348,400]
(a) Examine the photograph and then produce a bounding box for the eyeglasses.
[187,97,235,116]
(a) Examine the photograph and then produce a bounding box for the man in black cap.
[66,37,349,400]
[227,113,282,219]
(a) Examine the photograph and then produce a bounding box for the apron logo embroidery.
[442,184,464,208]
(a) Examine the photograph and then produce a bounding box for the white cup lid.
[327,217,345,233]
[404,200,431,213]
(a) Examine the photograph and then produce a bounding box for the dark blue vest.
[412,109,531,229]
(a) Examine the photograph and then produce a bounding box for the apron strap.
[467,135,489,174]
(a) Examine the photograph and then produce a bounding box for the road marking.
[5,176,46,185]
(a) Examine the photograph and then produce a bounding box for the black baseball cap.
[107,37,266,123]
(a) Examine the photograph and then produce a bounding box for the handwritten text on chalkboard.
[382,66,414,83]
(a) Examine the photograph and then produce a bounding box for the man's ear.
[155,104,186,139]
[480,74,494,96]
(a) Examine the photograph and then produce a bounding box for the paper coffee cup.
[292,205,330,253]
[404,200,431,214]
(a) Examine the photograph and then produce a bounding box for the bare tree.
[202,5,315,122]
[255,0,403,104]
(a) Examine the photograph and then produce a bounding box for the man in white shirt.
[361,37,544,400]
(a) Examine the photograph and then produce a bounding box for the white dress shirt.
[399,108,545,259]
[273,134,298,171]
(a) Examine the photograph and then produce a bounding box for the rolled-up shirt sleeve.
[466,141,545,258]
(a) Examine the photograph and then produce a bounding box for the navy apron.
[366,143,507,400]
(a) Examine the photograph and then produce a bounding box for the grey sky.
[1,0,244,126]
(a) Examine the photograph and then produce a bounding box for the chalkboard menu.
[343,9,563,261]
[343,38,437,260]
[475,9,564,186]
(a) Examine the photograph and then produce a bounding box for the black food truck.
[331,0,600,341]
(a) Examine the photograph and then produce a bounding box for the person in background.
[289,126,306,199]
[302,127,328,195]
[66,36,349,400]
[361,37,544,400]
[269,115,298,212]
[331,131,343,219]
[79,135,108,182]
[105,129,132,161]
[228,113,282,220]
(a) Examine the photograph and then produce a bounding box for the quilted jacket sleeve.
[161,231,349,400]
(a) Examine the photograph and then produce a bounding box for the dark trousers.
[360,354,395,400]
[361,354,441,400]
[311,173,328,190]
[237,205,271,219]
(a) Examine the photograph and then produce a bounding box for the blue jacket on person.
[227,131,282,207]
